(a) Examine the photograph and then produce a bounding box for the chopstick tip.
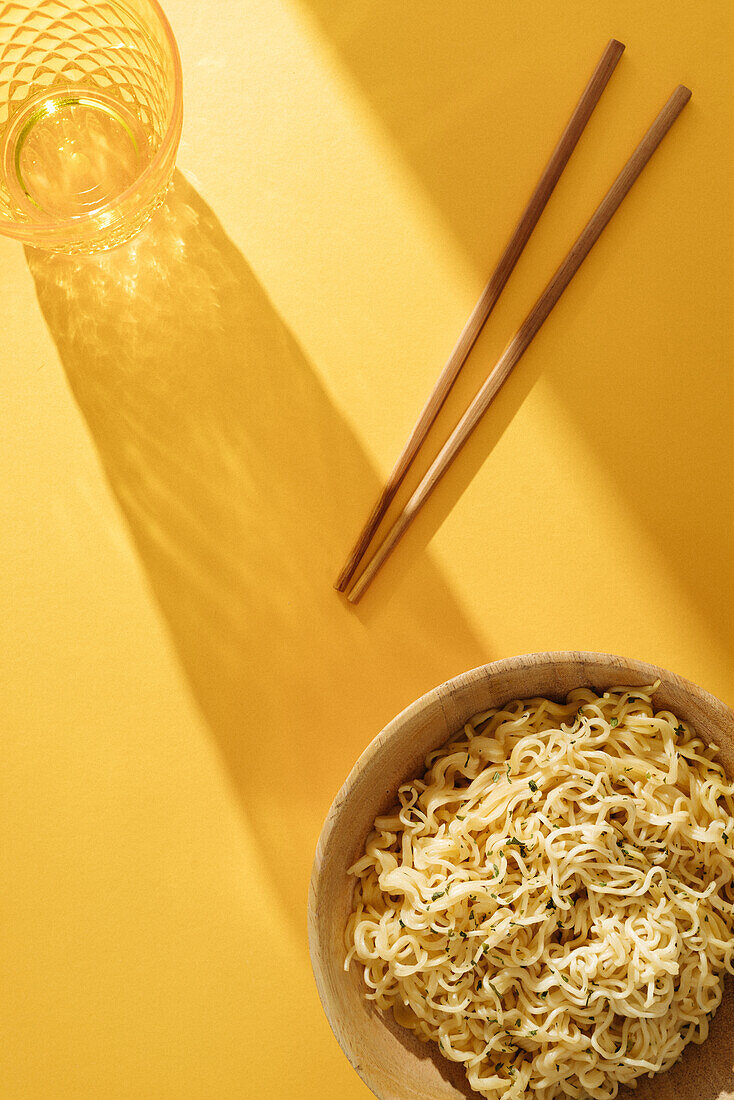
[345,579,365,605]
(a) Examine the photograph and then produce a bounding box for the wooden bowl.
[309,652,734,1100]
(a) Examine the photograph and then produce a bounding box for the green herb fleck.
[529,779,538,793]
[610,717,619,728]
[546,899,556,911]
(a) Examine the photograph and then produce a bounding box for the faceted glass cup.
[0,0,182,253]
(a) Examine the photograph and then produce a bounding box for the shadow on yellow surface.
[296,0,734,654]
[26,172,484,926]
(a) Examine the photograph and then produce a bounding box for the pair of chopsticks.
[335,39,691,603]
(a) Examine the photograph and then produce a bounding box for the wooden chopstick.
[347,84,692,604]
[334,38,625,592]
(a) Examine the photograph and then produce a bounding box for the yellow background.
[2,1,733,1096]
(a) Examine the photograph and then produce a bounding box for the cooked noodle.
[345,685,734,1099]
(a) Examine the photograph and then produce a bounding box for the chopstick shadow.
[349,323,546,617]
[25,171,485,930]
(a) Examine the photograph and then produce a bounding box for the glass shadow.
[26,171,485,924]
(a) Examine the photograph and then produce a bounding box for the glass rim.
[1,0,184,246]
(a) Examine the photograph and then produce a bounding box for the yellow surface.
[1,1,733,1096]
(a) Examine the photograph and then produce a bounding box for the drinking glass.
[0,0,182,252]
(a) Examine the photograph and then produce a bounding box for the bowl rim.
[1,0,184,246]
[308,649,734,1100]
